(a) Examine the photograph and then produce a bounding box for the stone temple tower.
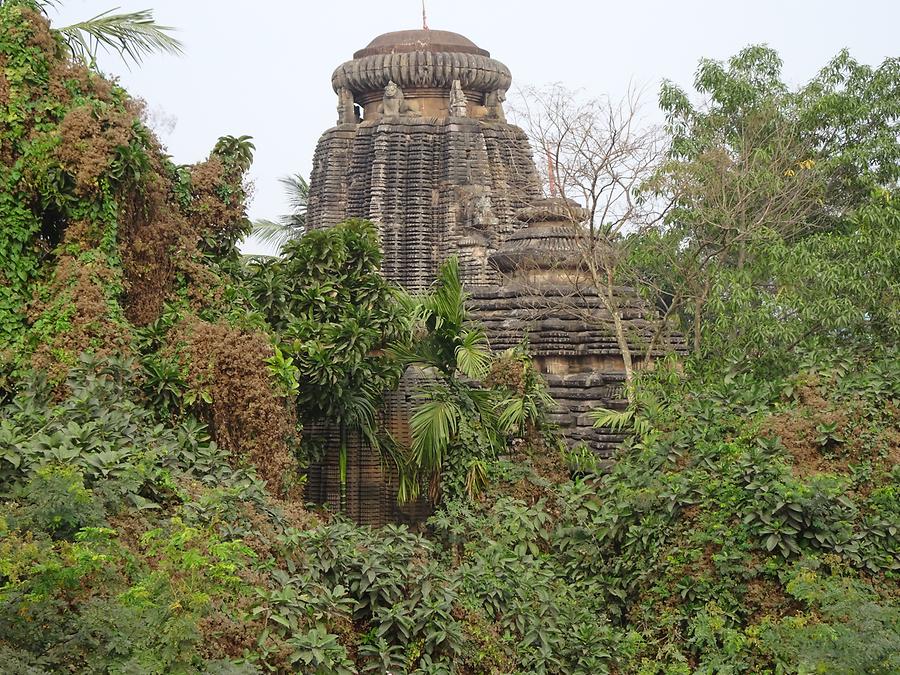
[307,29,542,290]
[305,29,685,524]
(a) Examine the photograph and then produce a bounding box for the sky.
[47,0,900,254]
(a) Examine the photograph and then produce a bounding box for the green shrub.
[13,465,104,539]
[760,563,900,674]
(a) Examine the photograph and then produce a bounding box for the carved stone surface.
[468,198,688,456]
[332,31,512,104]
[378,81,420,118]
[307,114,541,290]
[336,86,358,125]
[449,79,468,117]
[305,30,684,524]
[485,89,507,122]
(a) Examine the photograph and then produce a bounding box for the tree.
[510,84,671,390]
[641,45,900,367]
[246,219,410,509]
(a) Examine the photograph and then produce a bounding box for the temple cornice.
[331,51,512,98]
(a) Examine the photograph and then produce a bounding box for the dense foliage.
[0,5,897,673]
[638,45,900,367]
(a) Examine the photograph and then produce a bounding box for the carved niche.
[378,81,420,118]
[449,79,468,117]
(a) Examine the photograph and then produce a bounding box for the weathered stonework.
[307,29,541,292]
[468,198,687,458]
[305,30,683,523]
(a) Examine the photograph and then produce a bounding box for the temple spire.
[422,0,429,30]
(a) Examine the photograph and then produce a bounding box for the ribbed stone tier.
[468,197,687,457]
[470,282,687,456]
[308,117,541,291]
[332,30,512,109]
[333,51,511,101]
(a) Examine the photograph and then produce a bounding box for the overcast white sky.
[48,1,899,254]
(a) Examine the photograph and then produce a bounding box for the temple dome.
[332,28,511,98]
[353,29,489,58]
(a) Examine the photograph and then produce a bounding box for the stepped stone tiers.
[307,29,542,291]
[468,198,688,458]
[304,29,683,524]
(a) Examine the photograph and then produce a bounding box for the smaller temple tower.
[469,198,687,459]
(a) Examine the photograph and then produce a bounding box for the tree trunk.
[338,422,348,513]
[693,296,703,354]
[611,307,635,394]
[603,268,635,402]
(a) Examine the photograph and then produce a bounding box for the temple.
[305,29,685,524]
[307,29,541,289]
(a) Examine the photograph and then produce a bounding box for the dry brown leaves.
[54,105,133,196]
[28,254,133,381]
[168,316,297,492]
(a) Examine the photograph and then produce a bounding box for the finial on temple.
[422,0,429,30]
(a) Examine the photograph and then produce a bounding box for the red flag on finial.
[422,0,429,30]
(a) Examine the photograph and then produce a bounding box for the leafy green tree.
[660,44,900,207]
[700,190,900,373]
[246,219,410,508]
[797,50,900,209]
[639,45,900,370]
[212,134,255,173]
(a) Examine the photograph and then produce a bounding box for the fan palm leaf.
[455,328,491,379]
[409,395,461,477]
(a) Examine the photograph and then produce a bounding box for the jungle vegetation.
[0,3,898,673]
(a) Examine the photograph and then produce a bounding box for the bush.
[12,466,104,539]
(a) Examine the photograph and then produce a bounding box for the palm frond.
[409,396,461,476]
[57,8,184,67]
[428,256,466,327]
[590,407,634,431]
[247,173,309,250]
[455,328,491,379]
[339,387,379,434]
[497,396,528,435]
[376,433,421,504]
[279,173,310,216]
[467,386,498,420]
[465,459,489,500]
[250,219,295,250]
[240,252,279,265]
